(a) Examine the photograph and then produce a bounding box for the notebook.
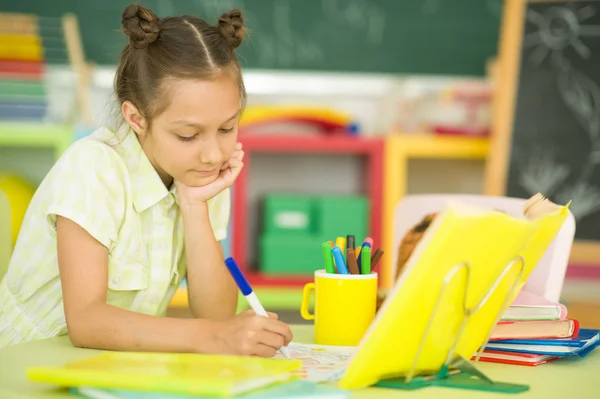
[473,350,559,366]
[501,290,567,321]
[490,318,579,340]
[70,381,349,399]
[26,352,302,397]
[338,193,570,390]
[485,329,600,357]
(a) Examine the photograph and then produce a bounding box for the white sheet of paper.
[274,343,356,383]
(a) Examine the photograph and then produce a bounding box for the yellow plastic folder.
[339,194,570,390]
[27,351,302,397]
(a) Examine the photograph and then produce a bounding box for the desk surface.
[0,325,598,399]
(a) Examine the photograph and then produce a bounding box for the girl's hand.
[209,309,293,357]
[176,143,244,205]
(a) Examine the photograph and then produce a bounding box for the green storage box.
[262,195,314,236]
[259,234,322,275]
[316,195,369,244]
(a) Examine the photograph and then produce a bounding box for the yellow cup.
[300,269,378,346]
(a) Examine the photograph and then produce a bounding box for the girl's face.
[126,73,241,188]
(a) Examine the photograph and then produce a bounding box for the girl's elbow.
[66,326,87,348]
[66,317,93,348]
[64,306,100,348]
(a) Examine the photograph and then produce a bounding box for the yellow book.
[339,194,570,390]
[27,352,302,397]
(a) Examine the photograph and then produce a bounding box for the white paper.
[274,343,356,383]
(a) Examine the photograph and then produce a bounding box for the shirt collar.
[117,124,176,213]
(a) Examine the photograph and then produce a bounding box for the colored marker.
[361,246,371,274]
[225,257,291,358]
[332,246,349,274]
[346,235,355,255]
[356,246,361,259]
[335,237,347,260]
[346,248,360,274]
[321,241,336,274]
[357,240,372,269]
[327,241,337,271]
[371,248,384,271]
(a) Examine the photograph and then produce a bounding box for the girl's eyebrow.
[171,109,241,127]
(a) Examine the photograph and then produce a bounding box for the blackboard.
[1,0,503,75]
[487,0,600,249]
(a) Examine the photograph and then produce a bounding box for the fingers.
[229,143,244,164]
[241,309,279,320]
[256,329,285,352]
[266,311,279,320]
[219,143,244,187]
[238,309,254,317]
[252,343,278,358]
[246,314,291,345]
[262,318,293,346]
[228,150,244,167]
[231,313,292,358]
[226,161,244,183]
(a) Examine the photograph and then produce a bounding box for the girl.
[0,4,293,357]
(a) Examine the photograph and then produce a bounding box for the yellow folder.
[27,351,302,397]
[339,194,570,389]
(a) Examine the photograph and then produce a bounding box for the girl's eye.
[178,135,196,142]
[219,127,235,134]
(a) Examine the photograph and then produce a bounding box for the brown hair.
[114,4,247,127]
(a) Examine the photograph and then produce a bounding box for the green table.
[0,325,598,398]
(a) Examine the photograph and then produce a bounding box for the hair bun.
[218,9,245,49]
[122,4,160,49]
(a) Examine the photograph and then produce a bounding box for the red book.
[473,350,560,366]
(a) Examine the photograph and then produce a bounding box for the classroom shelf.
[386,133,490,159]
[233,134,384,288]
[0,122,73,160]
[381,133,490,288]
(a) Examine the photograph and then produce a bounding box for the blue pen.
[224,257,291,358]
[332,246,349,274]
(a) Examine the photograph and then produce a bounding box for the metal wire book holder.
[374,256,531,394]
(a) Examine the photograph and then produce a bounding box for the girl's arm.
[57,216,290,355]
[57,216,214,352]
[181,201,238,320]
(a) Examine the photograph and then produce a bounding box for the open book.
[339,193,571,390]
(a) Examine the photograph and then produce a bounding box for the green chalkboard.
[1,0,503,75]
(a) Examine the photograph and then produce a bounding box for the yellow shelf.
[381,133,490,288]
[0,122,74,160]
[388,133,489,158]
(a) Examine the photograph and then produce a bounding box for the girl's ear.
[121,101,147,136]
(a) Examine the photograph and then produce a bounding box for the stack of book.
[0,14,49,121]
[474,290,600,366]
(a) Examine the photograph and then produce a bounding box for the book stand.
[374,256,530,394]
